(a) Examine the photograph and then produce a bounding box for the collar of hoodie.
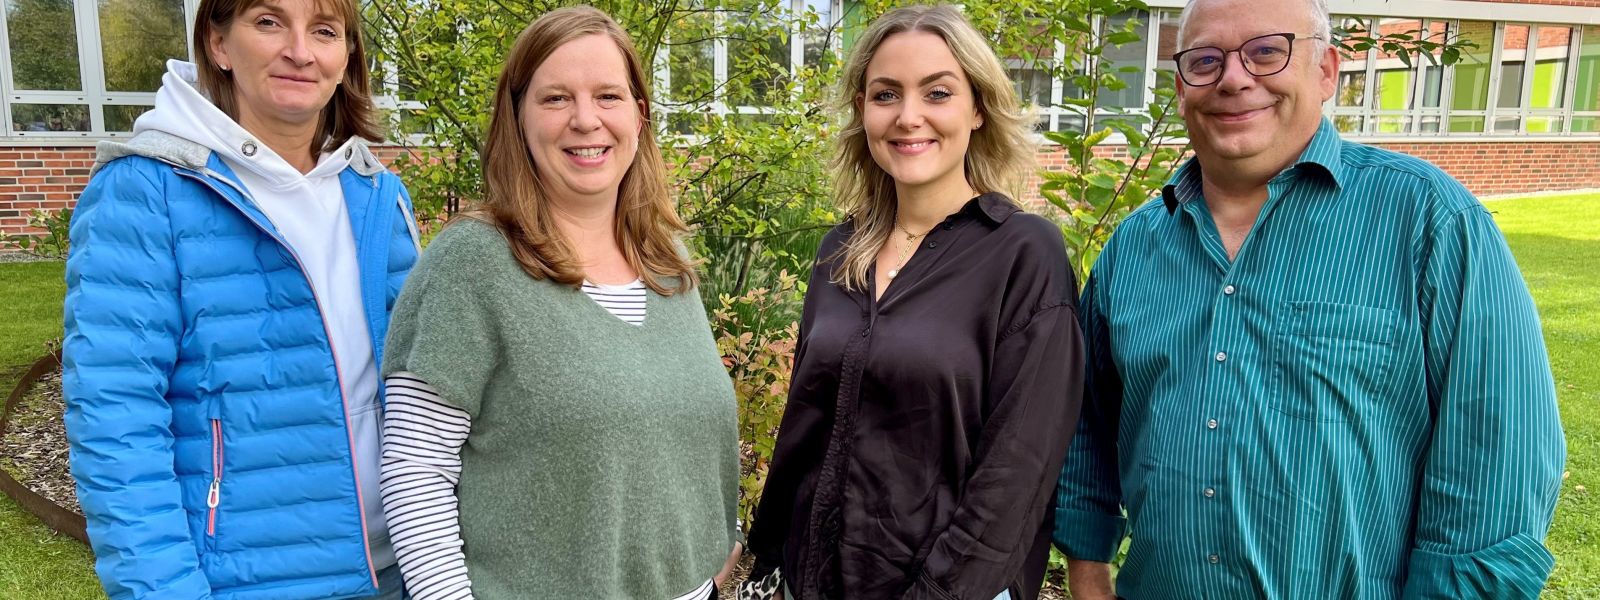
[133,60,358,192]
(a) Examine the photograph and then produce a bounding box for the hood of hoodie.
[94,60,385,180]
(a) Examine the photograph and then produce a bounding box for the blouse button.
[927,241,938,249]
[1223,284,1236,295]
[241,141,258,157]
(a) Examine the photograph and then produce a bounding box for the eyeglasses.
[1171,33,1322,87]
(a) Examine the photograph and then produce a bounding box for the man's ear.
[1175,75,1188,113]
[1317,43,1340,102]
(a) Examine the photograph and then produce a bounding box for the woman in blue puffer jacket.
[62,0,418,598]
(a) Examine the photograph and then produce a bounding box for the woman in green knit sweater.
[376,7,742,599]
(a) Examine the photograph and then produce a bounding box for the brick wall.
[1373,141,1600,196]
[1024,140,1600,205]
[2,140,1597,237]
[0,148,95,236]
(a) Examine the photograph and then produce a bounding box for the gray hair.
[1176,0,1332,61]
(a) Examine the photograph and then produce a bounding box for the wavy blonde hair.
[830,4,1036,291]
[469,6,696,295]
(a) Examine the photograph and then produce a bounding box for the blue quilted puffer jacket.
[62,131,420,600]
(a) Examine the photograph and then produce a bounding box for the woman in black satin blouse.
[740,5,1086,600]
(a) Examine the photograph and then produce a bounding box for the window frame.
[4,0,1599,143]
[2,0,192,140]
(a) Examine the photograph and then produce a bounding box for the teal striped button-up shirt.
[1053,119,1566,599]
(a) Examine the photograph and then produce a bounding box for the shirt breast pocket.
[1270,301,1398,423]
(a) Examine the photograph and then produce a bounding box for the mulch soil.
[0,368,80,515]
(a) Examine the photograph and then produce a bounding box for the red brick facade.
[0,148,94,236]
[3,139,1595,237]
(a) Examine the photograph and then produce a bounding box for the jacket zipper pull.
[207,476,221,509]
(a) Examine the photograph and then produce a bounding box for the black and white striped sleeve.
[380,372,475,600]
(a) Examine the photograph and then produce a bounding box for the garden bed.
[1,367,77,515]
[0,354,86,544]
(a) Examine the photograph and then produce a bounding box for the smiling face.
[208,0,349,131]
[860,30,983,200]
[522,33,643,207]
[1177,0,1337,170]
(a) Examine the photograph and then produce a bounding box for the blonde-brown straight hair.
[830,4,1037,291]
[470,6,696,295]
[192,0,381,153]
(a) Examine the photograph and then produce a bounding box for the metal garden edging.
[0,351,89,544]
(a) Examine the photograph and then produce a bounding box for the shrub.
[3,209,72,260]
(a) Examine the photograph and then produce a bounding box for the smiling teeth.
[570,148,606,158]
[897,141,931,149]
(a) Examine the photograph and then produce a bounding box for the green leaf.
[1086,173,1119,190]
[1442,46,1461,65]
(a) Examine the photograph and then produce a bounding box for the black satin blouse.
[747,193,1086,600]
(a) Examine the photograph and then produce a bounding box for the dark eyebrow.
[868,70,960,88]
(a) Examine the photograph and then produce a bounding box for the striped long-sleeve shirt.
[1052,118,1566,599]
[379,280,717,600]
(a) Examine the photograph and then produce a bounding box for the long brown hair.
[472,6,696,295]
[193,0,381,152]
[830,5,1036,291]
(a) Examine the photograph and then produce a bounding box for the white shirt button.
[1223,284,1236,295]
[1204,487,1216,498]
[1209,554,1220,564]
[1215,351,1227,362]
[1207,419,1218,429]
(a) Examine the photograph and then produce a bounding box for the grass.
[0,260,103,600]
[0,192,1595,598]
[1488,191,1600,598]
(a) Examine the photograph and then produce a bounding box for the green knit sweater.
[382,218,740,599]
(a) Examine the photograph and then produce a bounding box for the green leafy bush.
[711,272,802,531]
[3,209,73,260]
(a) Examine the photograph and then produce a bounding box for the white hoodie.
[135,60,395,571]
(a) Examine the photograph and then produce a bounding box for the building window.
[4,2,1599,141]
[1449,20,1497,133]
[1525,25,1573,133]
[1333,17,1372,134]
[6,0,82,92]
[2,0,187,137]
[1371,18,1423,134]
[1575,25,1600,133]
[99,0,186,93]
[1492,23,1530,132]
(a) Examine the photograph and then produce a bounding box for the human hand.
[715,542,744,587]
[1066,559,1116,600]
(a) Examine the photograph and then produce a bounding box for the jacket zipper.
[207,419,223,537]
[175,167,384,587]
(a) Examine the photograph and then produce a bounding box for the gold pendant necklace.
[887,222,930,279]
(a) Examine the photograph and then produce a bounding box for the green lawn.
[0,261,103,600]
[0,192,1595,597]
[1489,192,1600,598]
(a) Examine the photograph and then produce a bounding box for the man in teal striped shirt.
[1052,0,1567,597]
